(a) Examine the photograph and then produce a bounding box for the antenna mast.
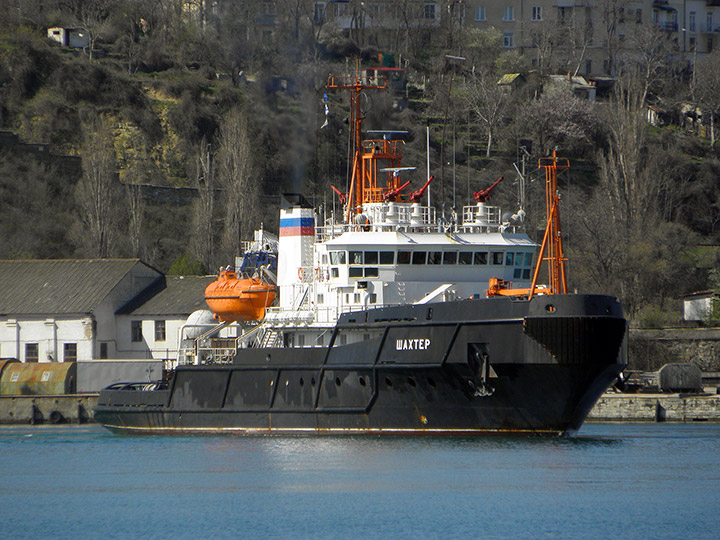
[326,61,388,223]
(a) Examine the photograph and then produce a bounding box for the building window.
[708,12,713,33]
[689,37,696,51]
[314,2,326,24]
[424,3,436,20]
[100,342,108,359]
[503,31,514,48]
[155,320,166,342]
[503,6,514,22]
[636,9,642,24]
[475,6,486,21]
[690,11,696,32]
[531,6,542,21]
[709,35,714,53]
[64,343,77,362]
[25,343,39,363]
[131,320,142,342]
[585,59,592,74]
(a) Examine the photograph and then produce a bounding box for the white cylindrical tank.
[184,310,217,339]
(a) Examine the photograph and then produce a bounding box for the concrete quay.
[587,392,720,423]
[0,394,98,425]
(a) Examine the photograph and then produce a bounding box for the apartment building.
[309,1,720,75]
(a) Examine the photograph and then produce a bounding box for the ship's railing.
[460,204,502,229]
[316,203,438,241]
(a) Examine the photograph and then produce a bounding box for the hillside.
[2,4,720,325]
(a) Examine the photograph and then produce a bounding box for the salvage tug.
[95,70,627,436]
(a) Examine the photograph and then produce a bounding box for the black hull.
[95,294,627,436]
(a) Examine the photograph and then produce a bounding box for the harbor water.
[1,423,719,539]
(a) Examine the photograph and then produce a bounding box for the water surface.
[1,423,718,539]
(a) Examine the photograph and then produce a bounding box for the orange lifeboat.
[204,270,276,322]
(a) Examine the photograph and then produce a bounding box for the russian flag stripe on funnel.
[280,217,314,236]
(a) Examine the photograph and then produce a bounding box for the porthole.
[359,376,366,387]
[299,377,304,387]
[428,377,436,388]
[311,377,316,386]
[335,377,342,387]
[408,377,417,387]
[545,304,556,312]
[385,377,393,387]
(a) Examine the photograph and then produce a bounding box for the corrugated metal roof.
[120,276,216,316]
[497,73,523,85]
[0,259,150,315]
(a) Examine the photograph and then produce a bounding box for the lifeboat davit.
[204,270,276,322]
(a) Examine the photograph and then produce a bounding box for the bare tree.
[126,183,145,258]
[73,0,117,61]
[462,70,510,157]
[695,52,720,146]
[527,19,566,76]
[595,0,621,75]
[76,114,121,257]
[216,107,260,262]
[597,69,670,232]
[191,139,215,271]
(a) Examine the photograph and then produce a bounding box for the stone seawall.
[630,328,720,372]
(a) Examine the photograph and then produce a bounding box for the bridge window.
[379,251,394,264]
[331,267,339,278]
[364,267,379,277]
[398,250,411,264]
[364,251,378,264]
[350,251,363,264]
[412,251,427,264]
[523,269,531,279]
[443,251,457,265]
[349,267,363,278]
[491,252,504,265]
[505,252,514,265]
[428,251,442,264]
[524,252,533,266]
[474,252,488,265]
[459,252,473,265]
[330,251,346,264]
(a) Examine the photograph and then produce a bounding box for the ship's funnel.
[278,195,315,309]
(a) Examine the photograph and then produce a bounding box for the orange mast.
[528,149,569,298]
[486,149,569,299]
[327,62,402,223]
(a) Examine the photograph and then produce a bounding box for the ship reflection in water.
[1,423,719,539]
